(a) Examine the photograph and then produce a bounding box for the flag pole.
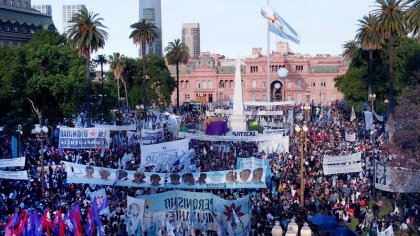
[266,0,271,102]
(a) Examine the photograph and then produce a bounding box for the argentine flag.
[261,5,300,44]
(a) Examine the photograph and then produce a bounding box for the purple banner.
[206,121,229,135]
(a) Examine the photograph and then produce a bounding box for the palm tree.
[94,54,108,84]
[67,8,108,125]
[165,39,190,114]
[356,14,383,96]
[342,40,359,59]
[373,0,408,114]
[109,53,127,111]
[405,0,420,38]
[129,19,157,117]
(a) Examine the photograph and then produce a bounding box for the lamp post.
[33,124,48,198]
[305,87,311,104]
[295,124,308,208]
[16,125,22,157]
[369,93,376,112]
[197,93,204,117]
[302,104,311,152]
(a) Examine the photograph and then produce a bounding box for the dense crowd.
[0,102,418,235]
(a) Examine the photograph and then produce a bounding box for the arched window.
[252,79,257,88]
[202,80,207,89]
[186,80,190,89]
[230,80,234,88]
[208,80,212,89]
[196,81,201,89]
[219,80,224,88]
[180,81,184,89]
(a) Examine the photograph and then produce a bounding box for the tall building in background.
[182,23,200,59]
[0,0,55,47]
[139,0,162,56]
[32,4,52,16]
[62,4,86,34]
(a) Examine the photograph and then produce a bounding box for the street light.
[277,67,288,101]
[271,221,283,236]
[295,124,308,208]
[32,124,48,198]
[16,125,22,157]
[305,87,311,104]
[197,93,205,117]
[369,93,376,112]
[302,105,311,152]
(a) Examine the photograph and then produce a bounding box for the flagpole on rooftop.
[266,0,271,102]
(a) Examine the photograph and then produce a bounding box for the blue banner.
[64,161,267,189]
[59,128,110,149]
[11,136,17,158]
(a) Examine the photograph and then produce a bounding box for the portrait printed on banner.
[375,162,387,185]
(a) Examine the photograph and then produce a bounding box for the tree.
[373,0,408,114]
[109,53,127,111]
[94,54,108,84]
[165,39,190,114]
[356,14,383,96]
[129,19,157,117]
[67,8,108,124]
[342,40,359,59]
[405,0,420,38]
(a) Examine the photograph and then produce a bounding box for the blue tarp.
[309,214,337,225]
[333,227,359,236]
[318,221,340,232]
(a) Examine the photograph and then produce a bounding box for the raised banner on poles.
[322,152,362,175]
[141,139,190,167]
[137,190,251,235]
[0,157,25,167]
[0,170,28,180]
[141,128,164,144]
[374,161,420,193]
[59,127,110,149]
[345,132,356,142]
[95,124,137,131]
[63,161,267,189]
[126,196,145,235]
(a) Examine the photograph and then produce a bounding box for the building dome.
[196,55,215,68]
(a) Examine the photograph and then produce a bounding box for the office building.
[139,0,162,56]
[62,4,86,34]
[32,4,52,16]
[182,23,200,58]
[0,0,55,47]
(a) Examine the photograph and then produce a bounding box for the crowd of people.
[0,101,419,235]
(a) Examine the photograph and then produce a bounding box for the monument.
[229,56,247,131]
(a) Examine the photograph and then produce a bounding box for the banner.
[0,157,25,168]
[59,128,110,149]
[258,135,290,153]
[236,157,269,170]
[95,124,137,131]
[141,139,190,168]
[374,161,420,193]
[0,170,28,180]
[323,152,362,175]
[244,101,295,106]
[141,128,164,144]
[205,121,228,135]
[137,190,251,235]
[377,225,394,236]
[126,196,145,236]
[364,111,373,130]
[90,189,110,216]
[180,132,288,143]
[345,132,356,142]
[373,111,384,122]
[214,109,284,116]
[227,131,257,137]
[263,129,286,135]
[63,161,267,189]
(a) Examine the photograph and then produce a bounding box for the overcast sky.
[32,0,374,62]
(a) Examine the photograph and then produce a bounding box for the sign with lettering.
[59,128,110,149]
[227,131,257,137]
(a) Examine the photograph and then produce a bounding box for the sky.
[31,0,375,62]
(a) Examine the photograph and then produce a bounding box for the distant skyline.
[32,0,374,62]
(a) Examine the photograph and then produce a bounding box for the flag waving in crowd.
[261,5,300,44]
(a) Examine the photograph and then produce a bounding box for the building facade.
[62,4,86,34]
[32,4,51,16]
[182,23,200,58]
[169,43,348,106]
[139,0,162,56]
[0,0,55,47]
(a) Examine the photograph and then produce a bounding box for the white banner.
[323,152,361,165]
[59,127,111,149]
[0,170,28,180]
[373,111,384,122]
[141,128,164,144]
[126,196,145,236]
[141,139,190,167]
[180,132,288,142]
[244,101,295,106]
[364,111,373,130]
[95,124,137,131]
[375,161,420,193]
[263,129,286,135]
[0,157,25,167]
[377,225,394,236]
[258,136,290,153]
[214,109,284,116]
[226,131,258,137]
[345,132,356,142]
[323,152,362,175]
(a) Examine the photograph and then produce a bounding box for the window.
[295,65,303,72]
[184,94,190,100]
[296,80,302,88]
[297,93,302,101]
[287,82,292,89]
[287,95,292,101]
[186,80,190,88]
[321,82,326,87]
[17,0,20,7]
[208,80,212,89]
[202,81,207,89]
[219,80,225,88]
[311,82,316,87]
[10,0,13,6]
[252,94,257,101]
[250,66,259,73]
[196,81,201,89]
[229,80,234,88]
[252,79,257,88]
[262,82,266,88]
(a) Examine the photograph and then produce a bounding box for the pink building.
[168,43,348,105]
